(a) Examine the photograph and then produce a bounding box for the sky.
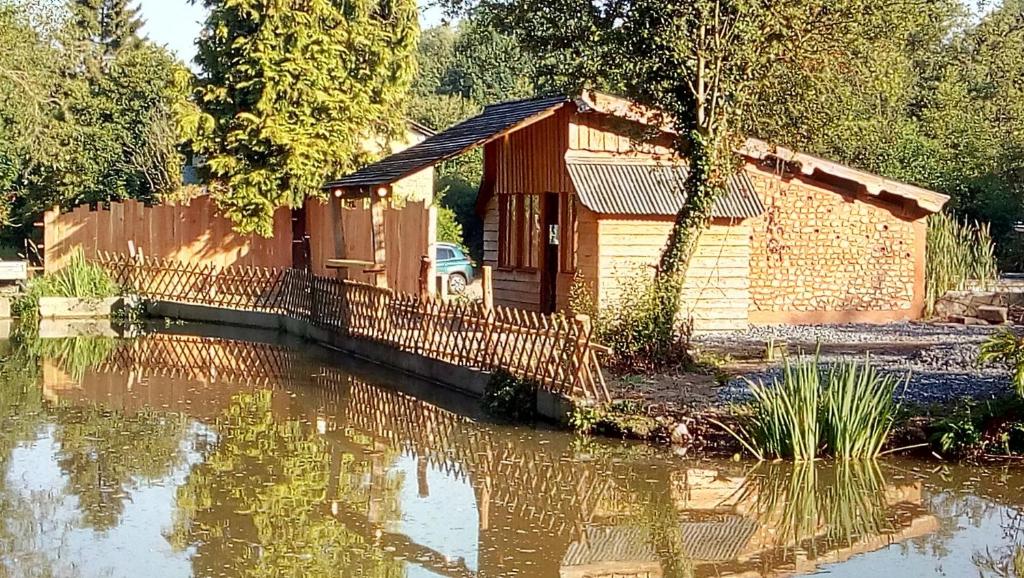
[137,0,445,67]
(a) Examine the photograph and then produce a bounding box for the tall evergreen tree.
[69,0,144,60]
[191,0,419,236]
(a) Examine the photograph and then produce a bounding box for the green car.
[435,242,475,294]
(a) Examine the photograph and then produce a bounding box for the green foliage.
[409,19,535,256]
[13,247,118,318]
[191,0,418,236]
[435,204,465,249]
[926,212,998,315]
[718,356,905,461]
[822,360,905,460]
[587,271,686,371]
[170,391,403,575]
[482,369,537,422]
[927,396,1024,458]
[0,1,191,241]
[980,328,1024,398]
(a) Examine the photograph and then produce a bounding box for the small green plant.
[14,248,119,318]
[822,359,905,460]
[593,271,687,371]
[980,328,1024,398]
[569,403,604,433]
[715,355,905,461]
[483,370,537,422]
[926,212,998,316]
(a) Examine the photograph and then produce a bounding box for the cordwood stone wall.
[746,164,925,322]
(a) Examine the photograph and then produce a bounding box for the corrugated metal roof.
[566,158,765,219]
[560,518,758,568]
[325,95,571,190]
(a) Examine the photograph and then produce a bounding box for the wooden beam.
[370,196,388,288]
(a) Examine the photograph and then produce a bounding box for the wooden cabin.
[330,91,950,333]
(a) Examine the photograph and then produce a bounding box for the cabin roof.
[560,518,758,568]
[327,91,949,214]
[324,95,570,191]
[566,155,765,219]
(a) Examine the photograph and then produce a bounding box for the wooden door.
[540,192,560,314]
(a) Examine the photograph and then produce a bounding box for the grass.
[979,328,1024,398]
[715,355,906,461]
[13,247,119,318]
[926,212,998,316]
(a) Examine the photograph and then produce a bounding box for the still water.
[1,329,1024,577]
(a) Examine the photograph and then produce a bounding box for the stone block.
[977,305,1009,325]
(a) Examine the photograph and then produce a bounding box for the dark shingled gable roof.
[566,157,765,219]
[324,95,571,190]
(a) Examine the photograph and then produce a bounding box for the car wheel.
[448,273,468,295]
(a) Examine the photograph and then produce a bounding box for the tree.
[191,0,419,236]
[69,0,144,64]
[409,18,535,259]
[451,0,944,361]
[0,0,191,244]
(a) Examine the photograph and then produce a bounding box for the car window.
[436,247,455,260]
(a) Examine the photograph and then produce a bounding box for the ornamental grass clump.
[13,248,119,318]
[822,360,904,460]
[717,355,906,461]
[926,212,997,316]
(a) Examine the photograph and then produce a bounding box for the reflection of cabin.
[47,333,942,578]
[42,123,437,295]
[332,91,950,332]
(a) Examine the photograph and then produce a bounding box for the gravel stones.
[697,322,1016,407]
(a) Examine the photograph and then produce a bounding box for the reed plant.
[926,212,998,316]
[823,359,905,459]
[716,355,905,461]
[979,328,1024,398]
[13,247,119,318]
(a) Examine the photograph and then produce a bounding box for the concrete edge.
[145,300,575,423]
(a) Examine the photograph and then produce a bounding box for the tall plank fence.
[97,253,609,402]
[43,196,435,296]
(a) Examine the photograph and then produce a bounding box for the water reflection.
[0,330,1023,577]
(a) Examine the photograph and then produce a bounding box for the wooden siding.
[307,198,435,295]
[43,197,293,273]
[483,195,541,310]
[568,112,675,156]
[494,108,572,195]
[595,217,752,333]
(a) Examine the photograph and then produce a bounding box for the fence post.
[481,265,493,312]
[418,256,432,301]
[573,314,593,399]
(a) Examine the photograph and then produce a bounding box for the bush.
[570,271,687,371]
[979,328,1024,398]
[926,213,998,316]
[482,370,537,422]
[717,355,905,461]
[13,248,119,318]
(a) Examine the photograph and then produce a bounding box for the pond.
[1,328,1024,577]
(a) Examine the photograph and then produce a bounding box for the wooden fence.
[42,196,435,296]
[43,197,295,272]
[97,253,609,402]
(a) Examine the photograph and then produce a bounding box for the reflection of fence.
[98,253,609,402]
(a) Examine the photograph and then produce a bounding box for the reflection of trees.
[169,390,404,578]
[52,404,186,531]
[975,546,1024,578]
[0,337,80,577]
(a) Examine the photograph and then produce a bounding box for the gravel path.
[695,322,1018,407]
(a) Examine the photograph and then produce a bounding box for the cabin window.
[498,194,542,270]
[559,192,577,273]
